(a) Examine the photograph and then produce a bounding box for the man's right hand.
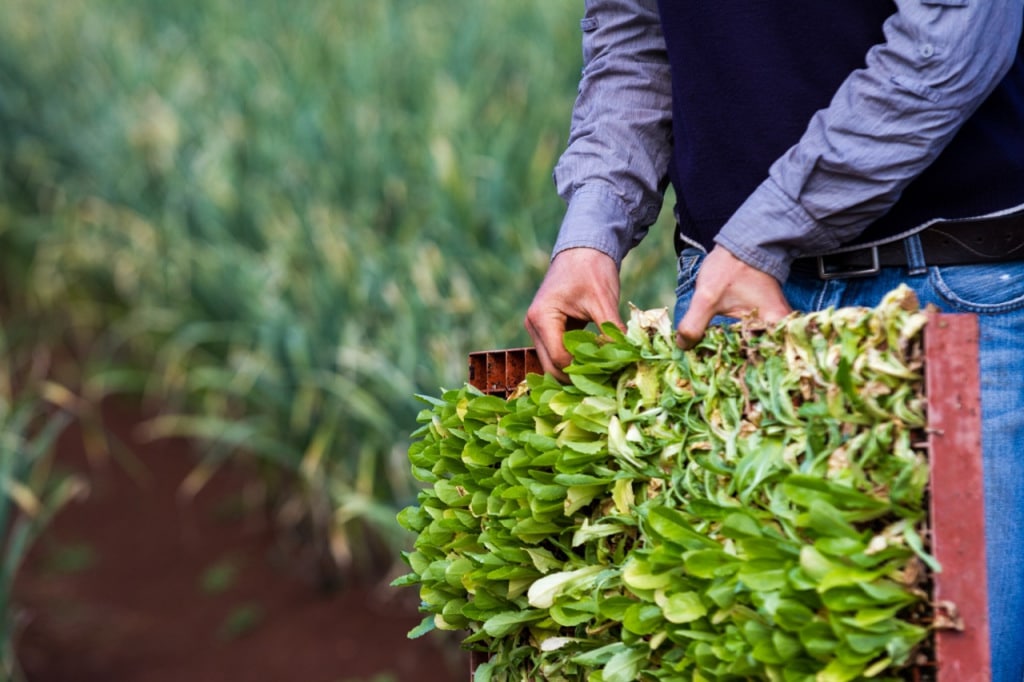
[524,247,624,382]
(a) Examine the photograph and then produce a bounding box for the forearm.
[717,0,1024,281]
[551,0,673,268]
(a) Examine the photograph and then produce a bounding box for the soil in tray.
[11,400,464,682]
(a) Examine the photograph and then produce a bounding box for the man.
[524,1,1024,677]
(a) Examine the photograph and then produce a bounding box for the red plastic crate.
[465,311,988,679]
[922,312,988,680]
[467,347,543,398]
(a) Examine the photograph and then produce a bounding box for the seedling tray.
[465,311,987,680]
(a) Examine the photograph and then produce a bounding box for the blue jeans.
[675,247,1024,681]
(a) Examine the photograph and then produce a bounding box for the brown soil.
[12,400,466,682]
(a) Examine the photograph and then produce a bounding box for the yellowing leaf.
[526,566,603,610]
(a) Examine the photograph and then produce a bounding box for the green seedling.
[397,286,938,681]
[199,556,241,595]
[217,602,264,641]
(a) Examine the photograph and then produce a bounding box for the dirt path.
[13,401,464,682]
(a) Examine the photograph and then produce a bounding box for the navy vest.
[656,1,1024,250]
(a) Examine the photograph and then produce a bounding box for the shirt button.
[919,43,935,58]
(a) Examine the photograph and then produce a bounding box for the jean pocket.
[929,262,1024,313]
[674,248,704,299]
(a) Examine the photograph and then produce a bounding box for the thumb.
[675,293,715,350]
[757,298,792,326]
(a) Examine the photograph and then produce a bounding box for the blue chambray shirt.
[551,0,1024,282]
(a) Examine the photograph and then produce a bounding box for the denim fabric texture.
[674,248,1024,680]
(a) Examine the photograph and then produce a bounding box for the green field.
[0,1,679,667]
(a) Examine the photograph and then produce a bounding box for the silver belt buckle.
[816,246,881,280]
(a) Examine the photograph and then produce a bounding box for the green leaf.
[551,600,598,627]
[611,477,635,514]
[845,629,895,655]
[903,522,942,573]
[564,484,605,515]
[783,476,889,515]
[622,557,673,591]
[527,565,604,609]
[571,642,629,667]
[407,615,436,639]
[623,602,664,635]
[572,518,630,546]
[646,506,717,550]
[738,562,789,592]
[721,512,764,539]
[482,609,545,637]
[683,549,741,579]
[817,563,885,592]
[816,658,866,682]
[569,372,618,397]
[802,499,862,540]
[598,595,637,621]
[389,572,419,588]
[661,591,707,624]
[799,545,835,581]
[772,599,815,632]
[434,479,472,507]
[602,647,647,682]
[473,661,494,682]
[820,582,917,612]
[525,547,563,574]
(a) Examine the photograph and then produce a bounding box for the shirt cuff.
[552,186,643,269]
[714,178,843,282]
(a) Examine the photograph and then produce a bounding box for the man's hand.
[676,245,792,349]
[525,248,624,382]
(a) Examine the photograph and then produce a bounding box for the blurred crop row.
[0,0,676,674]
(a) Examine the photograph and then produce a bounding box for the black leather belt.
[790,210,1024,280]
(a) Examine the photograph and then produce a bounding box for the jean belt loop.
[903,232,928,276]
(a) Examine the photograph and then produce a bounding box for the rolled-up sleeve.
[551,0,673,268]
[716,0,1024,282]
